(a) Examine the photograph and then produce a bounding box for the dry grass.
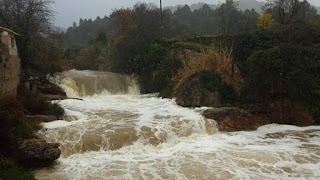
[173,45,242,94]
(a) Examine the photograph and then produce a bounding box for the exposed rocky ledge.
[17,139,61,168]
[203,107,271,132]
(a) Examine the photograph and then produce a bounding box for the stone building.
[0,27,20,98]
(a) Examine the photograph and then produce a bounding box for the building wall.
[0,31,20,98]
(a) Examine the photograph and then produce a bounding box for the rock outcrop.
[203,107,271,132]
[17,139,61,167]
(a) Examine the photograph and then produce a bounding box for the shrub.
[0,159,35,180]
[174,46,242,95]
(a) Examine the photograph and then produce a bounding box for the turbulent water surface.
[36,70,320,180]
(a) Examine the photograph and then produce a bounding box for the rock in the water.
[17,139,61,167]
[203,107,271,132]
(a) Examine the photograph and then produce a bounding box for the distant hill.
[165,0,264,13]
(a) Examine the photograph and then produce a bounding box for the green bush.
[0,159,35,180]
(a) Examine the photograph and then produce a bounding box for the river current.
[35,70,320,180]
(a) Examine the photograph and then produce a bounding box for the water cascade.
[36,70,320,180]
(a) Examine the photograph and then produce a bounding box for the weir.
[50,69,140,97]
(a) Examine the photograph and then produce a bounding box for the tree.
[73,22,77,29]
[257,13,275,28]
[217,0,239,34]
[79,18,84,26]
[193,4,219,35]
[236,9,260,33]
[110,8,136,41]
[263,0,300,25]
[0,0,54,67]
[30,32,65,74]
[96,32,107,43]
[295,0,318,23]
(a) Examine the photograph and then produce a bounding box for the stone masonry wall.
[0,36,20,98]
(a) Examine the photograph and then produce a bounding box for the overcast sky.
[53,0,320,28]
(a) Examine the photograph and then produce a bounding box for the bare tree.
[0,0,54,67]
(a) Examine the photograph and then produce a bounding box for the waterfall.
[50,69,140,97]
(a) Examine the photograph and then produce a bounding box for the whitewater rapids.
[36,70,320,180]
